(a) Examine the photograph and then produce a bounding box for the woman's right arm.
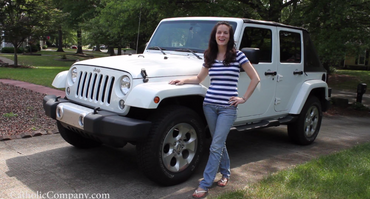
[169,67,209,85]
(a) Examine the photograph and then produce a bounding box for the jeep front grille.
[76,71,115,104]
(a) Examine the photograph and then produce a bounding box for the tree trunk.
[13,49,18,67]
[94,44,101,52]
[117,47,122,55]
[108,47,115,56]
[76,28,83,54]
[57,26,64,52]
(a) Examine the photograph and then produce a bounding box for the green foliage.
[2,0,369,66]
[1,47,24,53]
[288,0,370,66]
[0,0,57,65]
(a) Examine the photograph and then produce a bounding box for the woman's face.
[215,24,230,47]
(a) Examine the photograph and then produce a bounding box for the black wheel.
[288,96,322,145]
[57,121,102,149]
[136,105,206,186]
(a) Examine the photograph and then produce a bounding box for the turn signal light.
[154,96,160,104]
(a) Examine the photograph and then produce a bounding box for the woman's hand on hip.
[229,96,246,106]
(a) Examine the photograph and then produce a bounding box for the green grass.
[215,142,370,199]
[329,70,370,91]
[0,48,109,86]
[0,66,70,87]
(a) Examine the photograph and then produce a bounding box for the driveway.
[1,115,369,199]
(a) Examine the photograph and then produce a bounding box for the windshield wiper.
[147,46,166,55]
[174,48,202,60]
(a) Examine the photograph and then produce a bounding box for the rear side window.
[303,31,324,71]
[280,31,301,63]
[240,27,272,62]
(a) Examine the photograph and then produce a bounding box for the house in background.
[344,50,369,70]
[1,31,14,50]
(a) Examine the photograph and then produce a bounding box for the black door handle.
[293,71,304,75]
[265,71,277,76]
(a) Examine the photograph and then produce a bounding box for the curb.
[0,79,65,97]
[0,130,59,141]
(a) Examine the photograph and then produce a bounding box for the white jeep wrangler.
[43,17,330,185]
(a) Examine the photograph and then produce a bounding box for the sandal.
[217,177,229,187]
[192,187,208,198]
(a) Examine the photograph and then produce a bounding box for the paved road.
[1,115,369,199]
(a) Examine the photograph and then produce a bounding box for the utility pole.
[136,3,142,54]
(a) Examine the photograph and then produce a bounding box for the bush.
[24,44,39,53]
[42,45,48,49]
[0,47,24,53]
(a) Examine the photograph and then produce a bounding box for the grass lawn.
[0,48,109,87]
[329,70,370,91]
[215,142,370,199]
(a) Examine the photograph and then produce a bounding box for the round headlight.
[120,76,131,95]
[71,67,78,83]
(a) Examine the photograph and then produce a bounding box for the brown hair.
[203,21,236,68]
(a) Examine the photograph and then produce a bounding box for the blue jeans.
[199,103,237,191]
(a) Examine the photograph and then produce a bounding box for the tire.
[136,105,206,186]
[288,96,322,145]
[57,121,102,149]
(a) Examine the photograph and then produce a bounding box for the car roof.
[161,17,306,32]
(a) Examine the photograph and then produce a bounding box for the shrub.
[24,44,39,53]
[0,47,24,53]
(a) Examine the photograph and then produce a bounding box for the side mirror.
[241,48,260,65]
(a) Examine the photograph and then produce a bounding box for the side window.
[303,31,323,71]
[280,31,301,63]
[240,27,272,62]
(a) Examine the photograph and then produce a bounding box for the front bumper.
[43,95,152,141]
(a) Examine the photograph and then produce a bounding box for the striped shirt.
[204,50,249,106]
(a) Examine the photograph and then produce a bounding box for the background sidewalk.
[0,79,65,97]
[0,56,14,65]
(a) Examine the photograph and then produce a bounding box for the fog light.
[79,115,84,127]
[66,87,70,95]
[119,99,125,109]
[56,106,63,119]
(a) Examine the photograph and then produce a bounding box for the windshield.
[147,20,237,53]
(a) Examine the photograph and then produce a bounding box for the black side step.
[234,115,297,132]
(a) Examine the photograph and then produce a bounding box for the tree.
[0,0,52,66]
[288,0,370,67]
[58,0,102,54]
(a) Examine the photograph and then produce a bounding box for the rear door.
[274,28,304,112]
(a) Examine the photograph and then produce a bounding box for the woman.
[169,21,260,198]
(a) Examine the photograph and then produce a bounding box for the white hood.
[74,53,204,78]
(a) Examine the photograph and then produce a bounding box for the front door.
[235,24,278,123]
